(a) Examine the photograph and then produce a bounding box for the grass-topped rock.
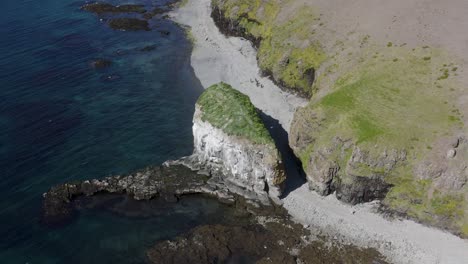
[193,82,285,204]
[196,82,274,145]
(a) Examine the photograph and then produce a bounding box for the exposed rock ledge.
[42,164,234,224]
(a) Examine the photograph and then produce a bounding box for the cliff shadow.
[259,111,307,198]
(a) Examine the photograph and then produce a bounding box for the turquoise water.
[0,0,233,262]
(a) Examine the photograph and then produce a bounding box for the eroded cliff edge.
[210,0,468,237]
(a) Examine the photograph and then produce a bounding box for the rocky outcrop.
[290,103,468,236]
[42,164,236,225]
[188,83,286,204]
[81,3,146,14]
[211,4,262,48]
[81,1,174,32]
[290,119,402,204]
[107,18,150,31]
[147,224,296,264]
[147,220,387,264]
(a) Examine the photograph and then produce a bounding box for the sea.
[0,0,237,263]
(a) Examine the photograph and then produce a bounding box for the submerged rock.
[159,30,171,36]
[142,7,166,20]
[107,18,150,31]
[189,83,286,204]
[81,3,146,14]
[41,164,224,225]
[90,58,111,69]
[139,45,157,52]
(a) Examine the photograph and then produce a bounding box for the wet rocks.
[81,3,146,14]
[159,30,171,36]
[42,164,213,224]
[108,18,150,31]
[142,7,166,20]
[147,217,388,264]
[139,45,157,52]
[147,224,295,264]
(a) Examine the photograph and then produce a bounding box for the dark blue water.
[0,0,234,263]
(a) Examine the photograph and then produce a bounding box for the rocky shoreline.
[40,1,468,264]
[42,82,389,263]
[42,159,387,263]
[170,0,468,263]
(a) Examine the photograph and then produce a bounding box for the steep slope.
[211,0,467,236]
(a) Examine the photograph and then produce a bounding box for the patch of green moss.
[431,192,464,220]
[196,82,274,145]
[462,223,468,237]
[385,170,432,219]
[438,68,450,80]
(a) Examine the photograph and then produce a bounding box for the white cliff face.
[192,106,285,204]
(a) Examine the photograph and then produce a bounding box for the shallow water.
[0,0,234,262]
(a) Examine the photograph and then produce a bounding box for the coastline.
[169,0,307,132]
[170,0,468,263]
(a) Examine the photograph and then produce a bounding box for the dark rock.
[42,164,223,223]
[114,49,129,56]
[304,68,315,87]
[41,183,80,226]
[333,175,392,204]
[108,18,150,31]
[142,7,166,20]
[90,58,111,69]
[147,217,388,264]
[299,241,388,264]
[159,30,170,36]
[147,224,292,264]
[139,45,157,52]
[81,2,146,14]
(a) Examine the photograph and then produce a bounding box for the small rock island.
[42,82,286,222]
[191,82,286,204]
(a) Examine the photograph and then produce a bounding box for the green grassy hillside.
[212,0,466,236]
